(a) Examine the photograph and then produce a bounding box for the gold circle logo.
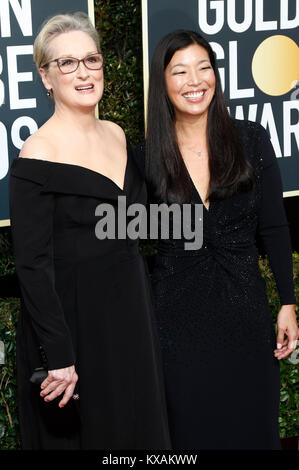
[252,35,299,96]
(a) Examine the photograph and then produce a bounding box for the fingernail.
[277,344,282,349]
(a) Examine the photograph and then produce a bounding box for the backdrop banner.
[142,0,299,197]
[0,0,93,225]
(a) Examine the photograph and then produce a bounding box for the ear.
[39,68,53,94]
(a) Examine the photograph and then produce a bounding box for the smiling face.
[40,30,104,110]
[165,43,216,121]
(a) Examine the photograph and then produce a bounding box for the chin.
[74,95,101,108]
[180,108,208,118]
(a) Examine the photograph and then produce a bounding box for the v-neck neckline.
[180,159,211,213]
[190,179,211,213]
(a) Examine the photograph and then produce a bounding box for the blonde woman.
[9,12,170,450]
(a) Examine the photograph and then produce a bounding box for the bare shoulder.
[99,120,126,145]
[19,131,55,161]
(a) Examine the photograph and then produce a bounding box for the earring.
[46,89,52,96]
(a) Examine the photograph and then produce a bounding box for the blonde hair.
[33,12,101,70]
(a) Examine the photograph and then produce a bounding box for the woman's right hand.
[40,365,78,408]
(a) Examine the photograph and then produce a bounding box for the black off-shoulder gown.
[9,139,171,450]
[133,120,296,450]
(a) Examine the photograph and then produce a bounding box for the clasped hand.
[274,305,299,360]
[40,365,78,407]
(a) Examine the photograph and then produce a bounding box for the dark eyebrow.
[170,59,210,70]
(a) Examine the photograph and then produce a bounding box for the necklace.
[185,146,203,157]
[189,148,201,157]
[179,141,206,158]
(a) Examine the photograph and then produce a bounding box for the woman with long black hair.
[134,30,298,450]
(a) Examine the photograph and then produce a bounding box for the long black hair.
[146,30,254,204]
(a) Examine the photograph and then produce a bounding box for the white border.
[283,190,299,198]
[88,0,99,119]
[88,0,95,26]
[0,220,10,227]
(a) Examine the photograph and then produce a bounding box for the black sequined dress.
[133,120,296,450]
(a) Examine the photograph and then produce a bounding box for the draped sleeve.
[9,158,75,369]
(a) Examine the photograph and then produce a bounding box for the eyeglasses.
[43,52,104,74]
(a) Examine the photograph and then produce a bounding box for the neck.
[175,113,208,146]
[52,103,98,133]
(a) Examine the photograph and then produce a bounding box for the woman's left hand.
[274,304,299,360]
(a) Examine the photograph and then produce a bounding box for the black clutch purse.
[30,345,48,384]
[30,366,48,385]
[29,348,82,427]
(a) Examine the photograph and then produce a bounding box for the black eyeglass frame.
[42,52,104,74]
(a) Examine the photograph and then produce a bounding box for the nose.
[76,60,89,79]
[187,68,202,86]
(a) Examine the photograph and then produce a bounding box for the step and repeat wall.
[1,0,298,225]
[142,0,299,195]
[0,0,93,225]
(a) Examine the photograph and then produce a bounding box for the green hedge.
[0,298,20,449]
[259,253,299,438]
[0,228,14,278]
[94,0,144,145]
